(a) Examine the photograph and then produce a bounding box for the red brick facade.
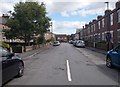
[79,1,120,50]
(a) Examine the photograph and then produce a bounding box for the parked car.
[69,40,73,44]
[73,40,78,46]
[106,44,120,68]
[0,46,24,85]
[75,40,85,48]
[53,41,60,46]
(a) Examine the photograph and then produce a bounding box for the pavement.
[16,45,52,58]
[86,46,107,55]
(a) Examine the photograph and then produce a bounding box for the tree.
[5,2,51,52]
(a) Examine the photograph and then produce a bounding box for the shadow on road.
[96,64,120,84]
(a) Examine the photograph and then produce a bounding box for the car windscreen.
[54,42,58,44]
[0,47,2,57]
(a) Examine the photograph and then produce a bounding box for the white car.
[73,40,78,46]
[75,40,85,48]
[53,41,60,46]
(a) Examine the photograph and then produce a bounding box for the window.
[57,37,60,40]
[102,33,105,40]
[0,47,9,60]
[95,34,98,42]
[94,24,96,31]
[102,18,104,28]
[91,25,93,32]
[115,45,120,53]
[110,13,113,25]
[98,21,100,29]
[2,49,9,57]
[118,9,120,23]
[0,47,2,57]
[110,31,113,42]
[98,33,100,42]
[117,29,120,43]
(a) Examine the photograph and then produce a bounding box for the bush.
[0,42,10,48]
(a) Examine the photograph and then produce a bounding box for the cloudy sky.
[0,0,118,35]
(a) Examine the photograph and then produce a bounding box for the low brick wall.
[26,46,33,51]
[12,46,23,53]
[12,44,52,53]
[96,43,107,51]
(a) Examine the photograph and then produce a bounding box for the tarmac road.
[6,43,119,86]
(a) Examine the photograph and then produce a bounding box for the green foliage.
[4,2,51,50]
[37,36,44,44]
[0,42,10,48]
[46,39,52,43]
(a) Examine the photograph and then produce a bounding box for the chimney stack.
[105,10,111,15]
[116,1,120,9]
[97,15,102,20]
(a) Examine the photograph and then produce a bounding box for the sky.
[0,0,118,35]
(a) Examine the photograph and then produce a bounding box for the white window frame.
[102,18,104,28]
[110,13,113,25]
[98,21,100,29]
[102,32,105,41]
[98,33,100,42]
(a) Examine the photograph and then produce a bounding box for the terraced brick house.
[78,1,120,50]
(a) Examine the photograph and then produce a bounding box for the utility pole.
[50,22,54,44]
[104,2,113,51]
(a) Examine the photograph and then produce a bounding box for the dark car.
[0,46,24,85]
[106,44,120,68]
[69,40,73,44]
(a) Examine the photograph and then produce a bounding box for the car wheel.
[106,57,113,68]
[17,62,24,77]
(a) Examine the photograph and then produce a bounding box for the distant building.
[44,32,52,41]
[0,14,10,42]
[75,28,82,40]
[44,32,55,41]
[55,34,68,42]
[70,34,75,40]
[0,23,10,42]
[0,14,25,43]
[0,14,9,25]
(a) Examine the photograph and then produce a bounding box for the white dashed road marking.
[66,59,72,82]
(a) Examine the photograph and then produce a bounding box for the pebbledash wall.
[79,1,120,50]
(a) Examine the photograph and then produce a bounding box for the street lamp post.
[104,2,113,51]
[50,22,54,44]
